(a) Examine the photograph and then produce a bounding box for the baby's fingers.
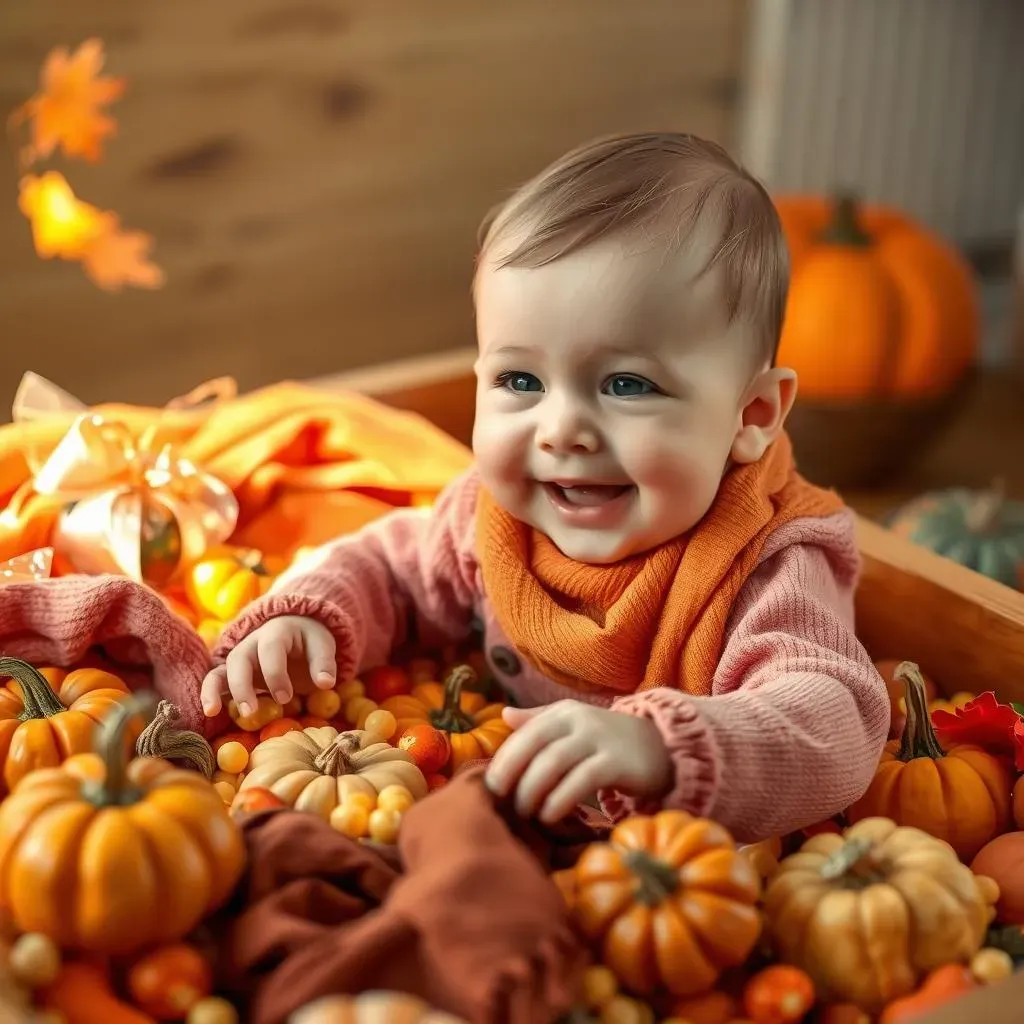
[539,758,608,825]
[512,737,585,819]
[485,710,566,798]
[257,635,292,705]
[303,626,337,689]
[224,646,259,717]
[201,666,227,717]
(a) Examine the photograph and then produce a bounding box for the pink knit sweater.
[217,469,888,841]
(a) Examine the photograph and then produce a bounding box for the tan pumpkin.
[763,816,997,1012]
[239,727,428,819]
[289,991,466,1023]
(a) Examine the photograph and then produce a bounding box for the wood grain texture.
[0,0,748,408]
[322,347,1024,704]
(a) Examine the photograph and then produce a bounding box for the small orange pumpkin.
[774,193,978,400]
[567,810,762,997]
[846,661,1013,861]
[0,694,246,954]
[0,657,134,795]
[380,666,511,772]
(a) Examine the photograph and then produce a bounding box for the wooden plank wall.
[0,0,748,409]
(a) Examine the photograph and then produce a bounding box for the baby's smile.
[539,479,636,527]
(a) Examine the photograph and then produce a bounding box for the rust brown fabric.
[214,767,603,1024]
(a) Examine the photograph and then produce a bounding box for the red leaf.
[932,691,1022,760]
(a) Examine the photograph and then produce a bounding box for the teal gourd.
[887,482,1024,588]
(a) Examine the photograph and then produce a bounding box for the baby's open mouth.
[543,482,633,507]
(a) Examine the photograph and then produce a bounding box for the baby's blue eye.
[604,375,657,397]
[499,372,544,393]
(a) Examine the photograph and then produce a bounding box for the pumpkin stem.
[430,665,477,734]
[895,661,945,762]
[313,730,364,776]
[135,700,215,779]
[964,478,1006,534]
[0,656,67,720]
[620,848,679,906]
[820,836,886,887]
[86,692,157,807]
[818,193,872,247]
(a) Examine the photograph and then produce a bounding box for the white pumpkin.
[240,727,428,818]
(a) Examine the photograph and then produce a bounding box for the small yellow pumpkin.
[763,816,997,1012]
[239,727,428,819]
[185,546,285,621]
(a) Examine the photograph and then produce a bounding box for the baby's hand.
[485,700,672,824]
[200,615,337,718]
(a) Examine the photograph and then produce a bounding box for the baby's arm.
[213,469,482,681]
[600,518,889,843]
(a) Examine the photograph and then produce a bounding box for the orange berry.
[213,731,258,755]
[306,688,342,720]
[344,791,377,812]
[344,696,378,729]
[367,807,403,844]
[283,696,304,717]
[330,803,370,838]
[363,708,397,742]
[375,784,415,813]
[335,679,365,702]
[216,741,249,775]
[425,773,448,791]
[398,724,451,774]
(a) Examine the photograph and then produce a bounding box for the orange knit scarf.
[476,433,845,697]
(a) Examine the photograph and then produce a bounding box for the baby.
[202,132,889,842]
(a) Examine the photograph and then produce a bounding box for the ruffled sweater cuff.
[212,593,359,682]
[597,688,720,821]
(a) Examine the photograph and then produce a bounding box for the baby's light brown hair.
[476,132,788,366]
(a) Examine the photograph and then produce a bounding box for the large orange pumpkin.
[0,657,134,795]
[567,809,762,997]
[380,666,511,772]
[774,194,978,400]
[846,662,1012,861]
[0,694,246,954]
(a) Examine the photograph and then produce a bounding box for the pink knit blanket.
[0,575,217,735]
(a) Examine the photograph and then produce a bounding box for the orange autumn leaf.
[81,223,165,292]
[21,38,125,163]
[18,171,109,259]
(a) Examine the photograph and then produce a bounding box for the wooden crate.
[322,347,1024,1023]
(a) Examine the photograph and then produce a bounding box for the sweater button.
[490,645,521,677]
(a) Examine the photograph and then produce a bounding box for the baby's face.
[473,234,764,564]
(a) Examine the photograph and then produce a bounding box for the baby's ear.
[731,367,798,464]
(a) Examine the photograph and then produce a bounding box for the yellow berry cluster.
[329,784,416,844]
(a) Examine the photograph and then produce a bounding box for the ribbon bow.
[6,373,240,585]
[0,547,53,583]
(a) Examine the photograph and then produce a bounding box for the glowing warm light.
[18,171,108,259]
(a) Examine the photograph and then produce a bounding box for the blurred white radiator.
[739,0,1024,247]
